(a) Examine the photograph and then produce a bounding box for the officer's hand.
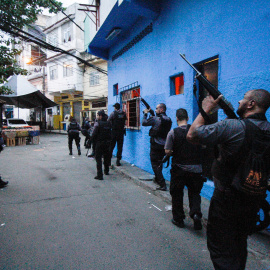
[202,95,223,114]
[143,108,149,114]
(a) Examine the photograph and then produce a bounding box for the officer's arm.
[165,149,173,156]
[142,114,155,126]
[164,130,174,156]
[187,95,223,144]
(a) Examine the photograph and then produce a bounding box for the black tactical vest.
[112,111,126,131]
[172,125,202,165]
[97,120,111,142]
[149,114,172,139]
[68,122,80,133]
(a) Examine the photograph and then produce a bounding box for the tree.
[0,0,63,95]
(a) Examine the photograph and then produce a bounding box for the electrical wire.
[48,0,84,32]
[0,22,107,75]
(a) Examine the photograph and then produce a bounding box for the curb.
[110,157,270,261]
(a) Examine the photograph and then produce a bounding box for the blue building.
[86,0,270,220]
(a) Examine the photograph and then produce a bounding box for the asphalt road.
[0,133,267,269]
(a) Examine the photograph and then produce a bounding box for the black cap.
[113,103,120,110]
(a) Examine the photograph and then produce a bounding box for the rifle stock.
[180,54,237,119]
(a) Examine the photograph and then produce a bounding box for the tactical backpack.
[230,119,270,196]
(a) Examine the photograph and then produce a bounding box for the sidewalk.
[110,157,270,263]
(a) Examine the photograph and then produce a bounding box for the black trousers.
[170,165,204,221]
[68,133,80,151]
[110,131,124,160]
[207,188,261,270]
[95,141,111,177]
[150,141,166,187]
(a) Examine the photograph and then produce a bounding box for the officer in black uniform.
[165,109,205,229]
[142,103,172,191]
[67,118,82,156]
[0,131,8,188]
[92,110,112,180]
[187,89,270,270]
[108,103,127,166]
[81,117,91,148]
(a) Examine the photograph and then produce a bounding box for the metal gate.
[73,101,82,123]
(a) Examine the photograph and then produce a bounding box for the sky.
[42,0,91,15]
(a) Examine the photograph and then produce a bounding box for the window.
[63,62,73,77]
[113,83,118,96]
[90,71,100,86]
[121,87,140,129]
[49,65,58,80]
[92,101,106,108]
[63,28,71,43]
[170,73,184,95]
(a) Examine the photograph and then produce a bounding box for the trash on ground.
[165,205,172,211]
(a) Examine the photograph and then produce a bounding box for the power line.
[0,22,107,75]
[48,0,84,32]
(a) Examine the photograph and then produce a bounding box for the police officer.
[81,117,91,148]
[187,89,270,270]
[108,103,127,166]
[0,131,8,188]
[67,117,82,156]
[142,103,172,191]
[165,109,205,229]
[92,110,112,180]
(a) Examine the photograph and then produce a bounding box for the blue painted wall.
[106,0,270,211]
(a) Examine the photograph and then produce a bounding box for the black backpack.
[231,119,270,196]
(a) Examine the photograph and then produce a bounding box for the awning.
[0,90,57,109]
[87,0,161,60]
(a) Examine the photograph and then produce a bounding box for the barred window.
[121,87,140,129]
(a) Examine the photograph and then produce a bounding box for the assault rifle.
[179,54,238,119]
[141,98,155,116]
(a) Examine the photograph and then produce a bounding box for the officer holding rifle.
[142,103,172,191]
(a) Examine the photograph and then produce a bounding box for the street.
[0,133,267,269]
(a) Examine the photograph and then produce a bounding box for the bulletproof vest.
[149,114,172,139]
[69,122,80,132]
[112,111,126,131]
[97,120,111,142]
[82,120,89,129]
[172,125,202,165]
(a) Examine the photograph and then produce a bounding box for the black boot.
[116,159,121,166]
[193,214,202,230]
[78,146,81,156]
[69,149,73,155]
[88,151,95,157]
[0,177,8,188]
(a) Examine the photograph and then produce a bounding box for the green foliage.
[0,0,63,95]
